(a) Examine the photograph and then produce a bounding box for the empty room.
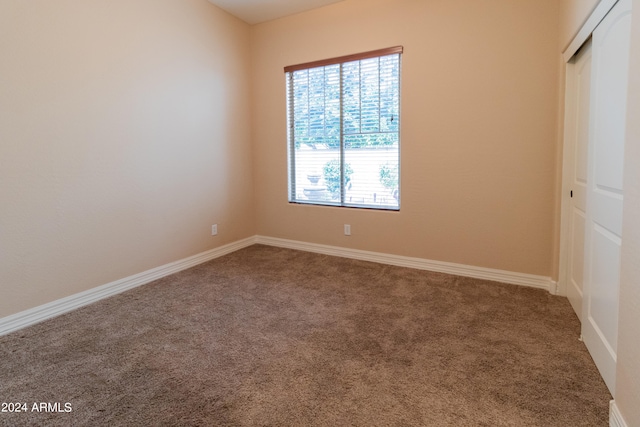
[1,0,639,425]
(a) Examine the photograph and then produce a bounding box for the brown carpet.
[0,245,611,426]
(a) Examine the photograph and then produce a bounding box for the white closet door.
[582,0,632,396]
[564,40,592,320]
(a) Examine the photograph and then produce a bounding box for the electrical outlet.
[211,224,218,236]
[344,224,351,236]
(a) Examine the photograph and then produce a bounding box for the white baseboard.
[1,234,557,336]
[610,400,629,427]
[255,236,556,292]
[0,236,256,336]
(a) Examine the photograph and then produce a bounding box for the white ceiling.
[207,0,344,25]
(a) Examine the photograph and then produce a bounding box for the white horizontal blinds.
[286,48,401,209]
[289,65,341,205]
[342,54,399,208]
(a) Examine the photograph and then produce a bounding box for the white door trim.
[558,59,578,298]
[563,0,619,62]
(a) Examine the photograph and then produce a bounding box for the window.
[285,46,402,210]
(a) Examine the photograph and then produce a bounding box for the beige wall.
[616,0,640,423]
[0,0,254,318]
[251,0,560,277]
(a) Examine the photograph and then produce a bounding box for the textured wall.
[0,0,254,317]
[251,0,560,277]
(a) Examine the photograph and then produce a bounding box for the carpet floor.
[0,245,611,426]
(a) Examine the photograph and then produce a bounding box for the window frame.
[285,46,403,211]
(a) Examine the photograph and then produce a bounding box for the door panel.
[593,16,631,193]
[592,191,624,236]
[565,40,592,319]
[582,0,632,396]
[588,225,620,351]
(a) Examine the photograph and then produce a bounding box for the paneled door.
[563,40,592,320]
[582,0,632,396]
